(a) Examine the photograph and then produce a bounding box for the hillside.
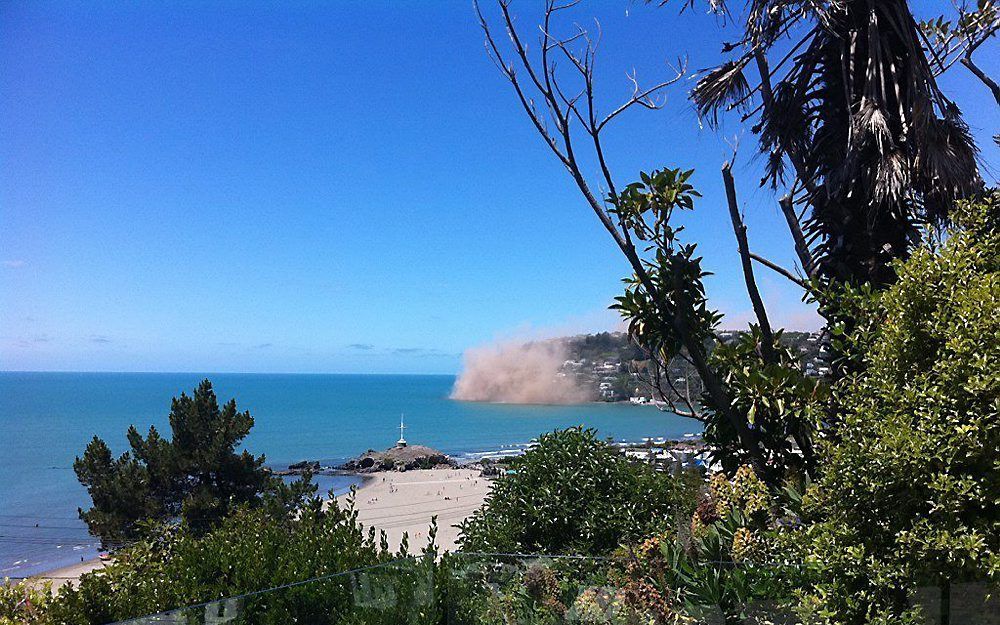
[560,330,827,403]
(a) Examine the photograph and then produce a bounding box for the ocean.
[0,372,701,578]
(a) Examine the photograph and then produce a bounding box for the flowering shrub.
[1,580,53,625]
[569,586,654,625]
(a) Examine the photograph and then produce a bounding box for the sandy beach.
[26,467,490,587]
[31,558,108,589]
[334,467,492,554]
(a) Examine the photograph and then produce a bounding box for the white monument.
[396,414,407,448]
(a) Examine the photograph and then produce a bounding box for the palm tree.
[688,0,986,286]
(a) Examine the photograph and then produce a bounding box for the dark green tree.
[74,379,312,543]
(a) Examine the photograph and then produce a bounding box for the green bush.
[45,497,437,625]
[457,427,700,555]
[795,192,1000,624]
[1,579,53,625]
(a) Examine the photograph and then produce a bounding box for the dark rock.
[288,460,321,472]
[340,445,454,473]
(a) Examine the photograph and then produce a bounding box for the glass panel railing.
[440,554,1000,625]
[109,556,437,625]
[104,553,1000,625]
[441,553,805,625]
[909,581,1000,625]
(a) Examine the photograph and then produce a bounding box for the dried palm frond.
[759,0,980,284]
[851,98,892,154]
[916,114,980,221]
[872,150,910,205]
[669,0,982,284]
[747,0,842,44]
[761,148,788,188]
[691,59,751,126]
[758,77,812,182]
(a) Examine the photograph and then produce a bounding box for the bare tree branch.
[658,366,703,420]
[749,253,810,290]
[475,0,772,479]
[779,194,816,277]
[475,1,570,166]
[596,65,686,133]
[961,52,1000,104]
[722,161,776,363]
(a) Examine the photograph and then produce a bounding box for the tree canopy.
[74,379,313,543]
[457,427,700,555]
[795,191,1000,623]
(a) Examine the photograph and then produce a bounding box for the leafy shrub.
[795,191,1000,623]
[1,579,53,625]
[706,327,827,479]
[457,427,700,555]
[46,496,436,625]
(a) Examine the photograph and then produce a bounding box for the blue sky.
[2,1,997,374]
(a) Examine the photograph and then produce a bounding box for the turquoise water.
[0,372,700,577]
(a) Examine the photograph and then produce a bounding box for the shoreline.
[13,435,704,582]
[281,432,704,476]
[23,468,491,585]
[26,558,108,590]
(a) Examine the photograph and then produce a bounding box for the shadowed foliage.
[681,0,985,285]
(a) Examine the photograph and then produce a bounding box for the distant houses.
[557,330,831,404]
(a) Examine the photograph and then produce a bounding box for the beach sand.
[27,467,491,586]
[334,467,492,554]
[31,558,108,589]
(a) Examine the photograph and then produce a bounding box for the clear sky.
[2,1,997,374]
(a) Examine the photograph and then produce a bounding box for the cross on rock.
[396,414,407,448]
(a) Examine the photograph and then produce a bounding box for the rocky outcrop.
[273,460,322,476]
[340,445,453,473]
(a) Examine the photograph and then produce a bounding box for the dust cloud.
[450,339,591,404]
